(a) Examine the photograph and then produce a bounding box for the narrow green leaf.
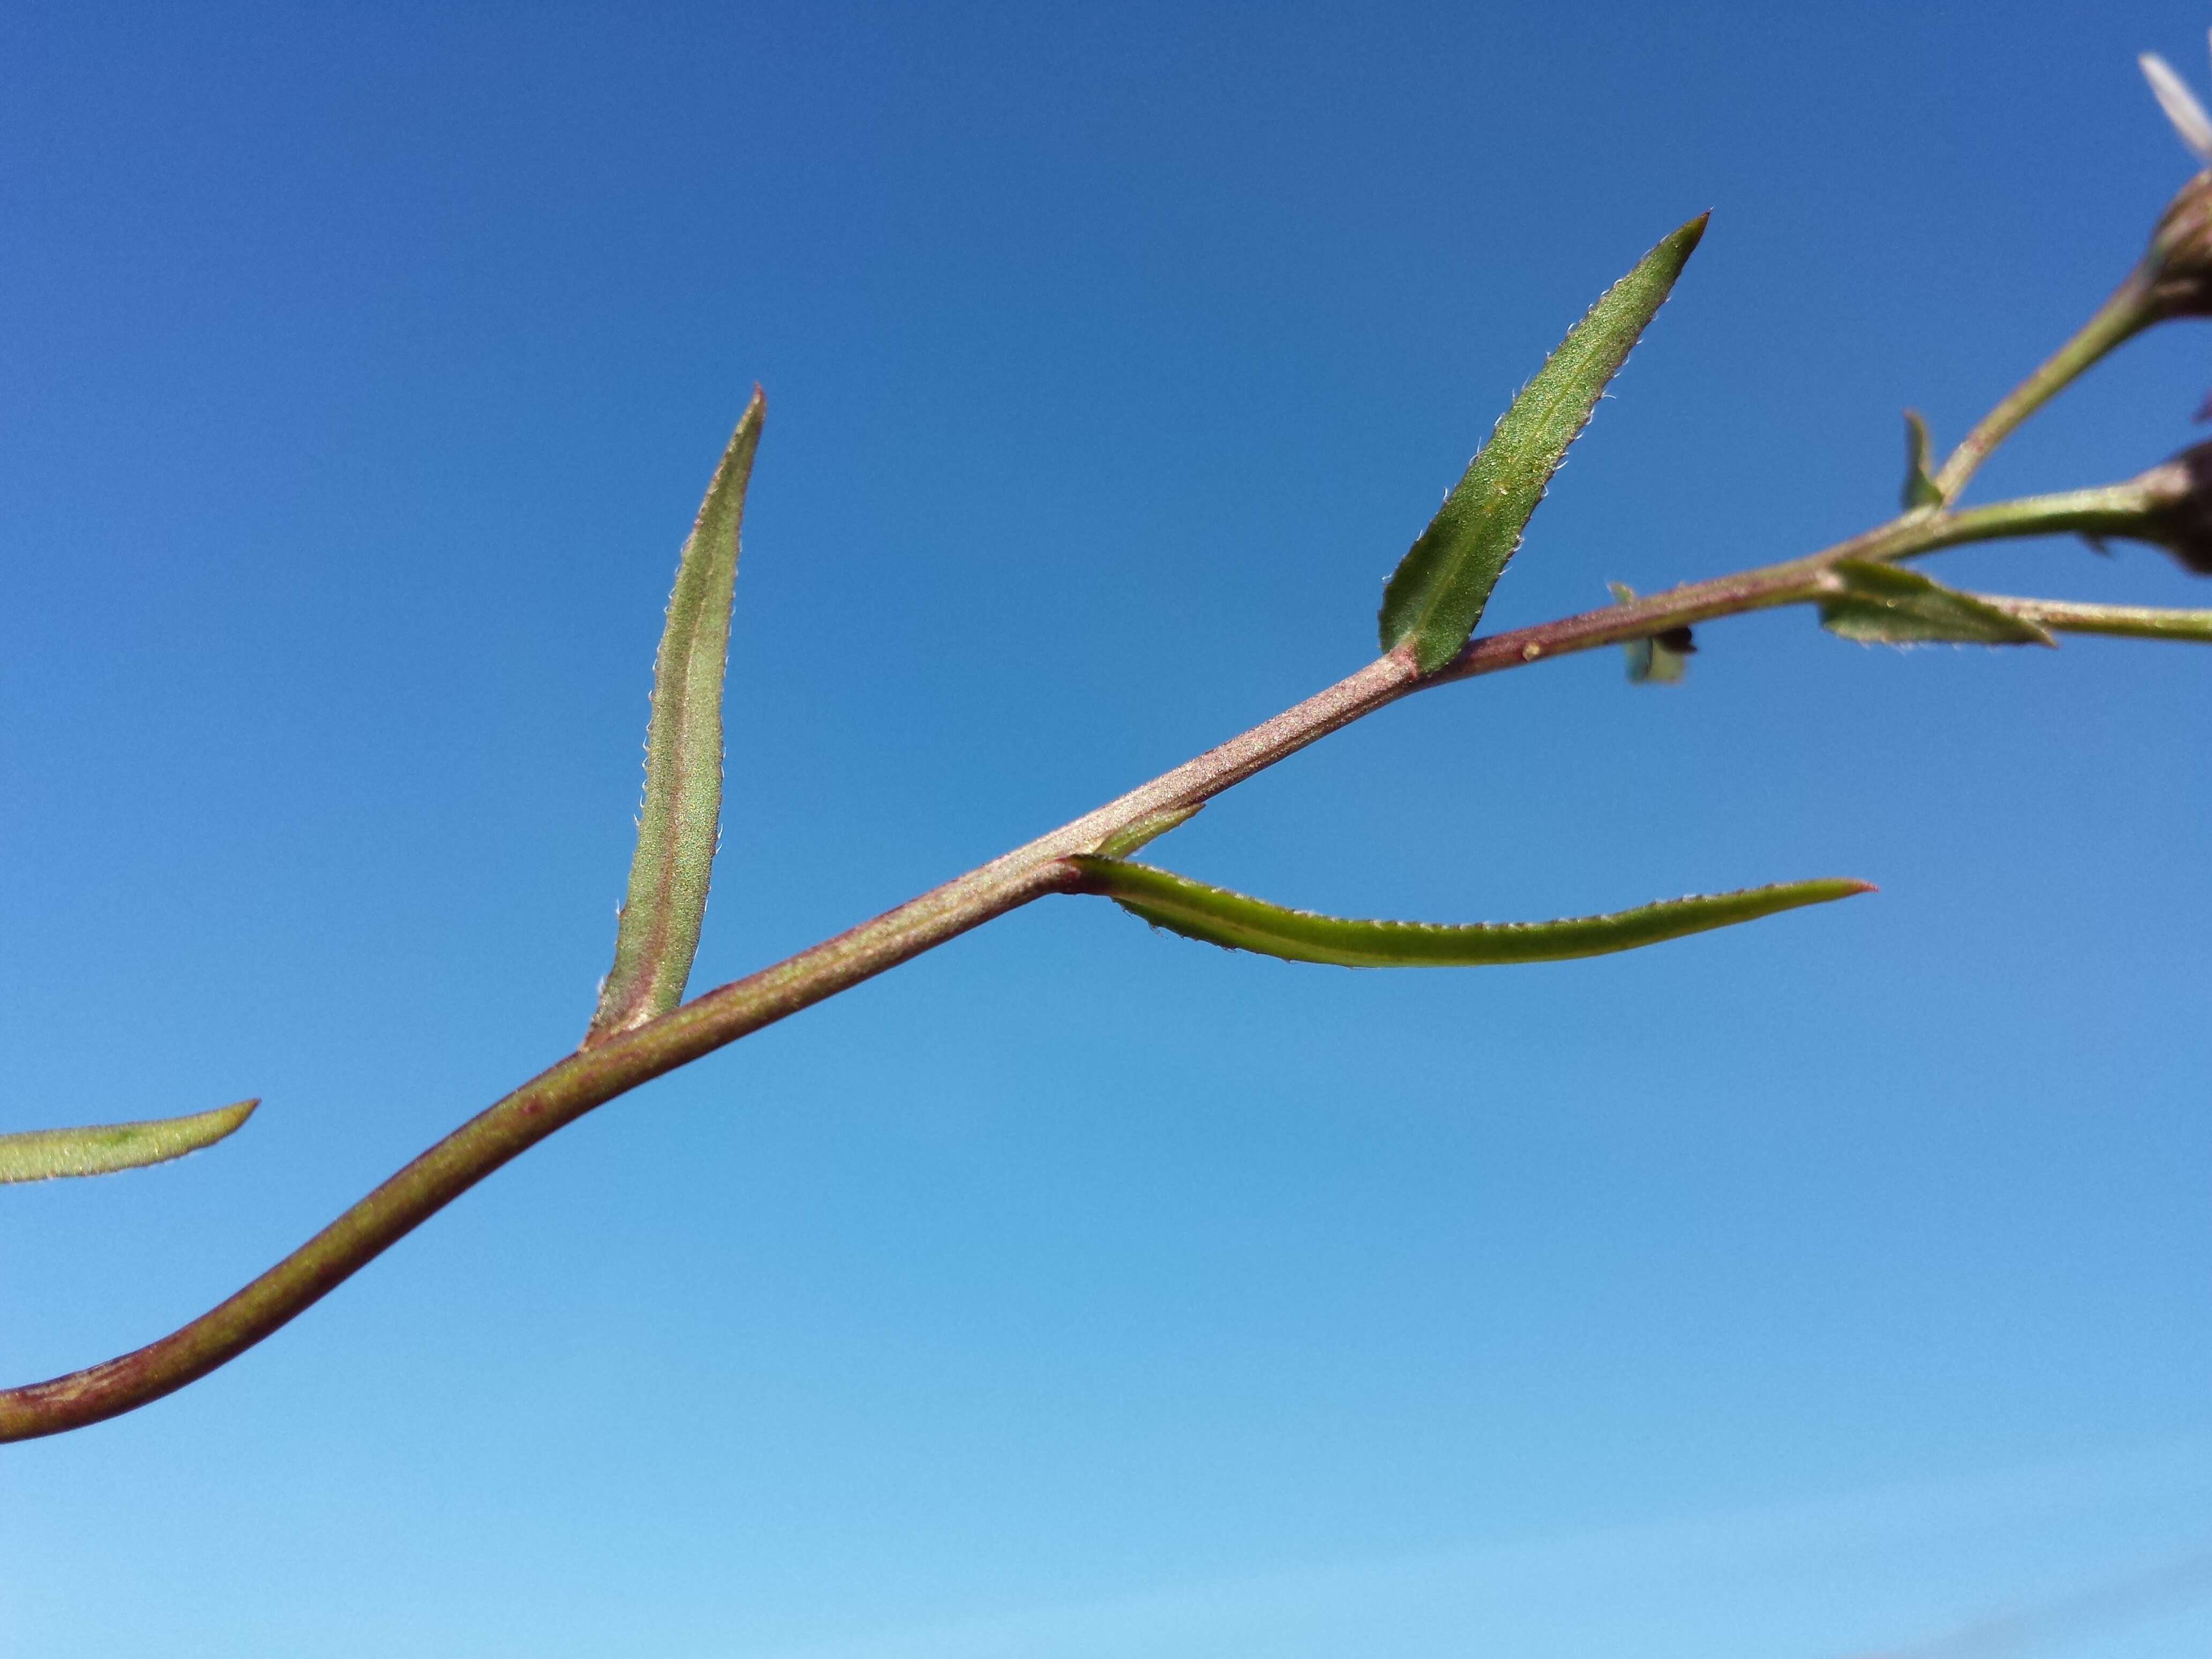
[1378,215,1708,673]
[1819,558,2056,647]
[586,390,765,1046]
[0,1100,257,1184]
[1901,410,1944,509]
[1607,580,1693,684]
[1068,858,1871,969]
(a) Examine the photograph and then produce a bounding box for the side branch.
[1931,278,2156,502]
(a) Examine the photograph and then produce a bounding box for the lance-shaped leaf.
[1068,858,1871,968]
[1819,559,2056,647]
[1901,410,1944,509]
[586,391,765,1047]
[1608,580,1694,684]
[1378,215,1707,673]
[0,1099,257,1184]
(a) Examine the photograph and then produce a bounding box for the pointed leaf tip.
[587,394,766,1047]
[1090,804,1205,861]
[1379,215,1707,673]
[0,1099,259,1184]
[1901,411,1944,509]
[1070,858,1869,969]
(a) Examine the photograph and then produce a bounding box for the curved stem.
[0,479,2173,1442]
[1931,275,2155,503]
[0,655,1419,1441]
[0,855,1087,1441]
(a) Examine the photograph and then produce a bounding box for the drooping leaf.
[1378,215,1708,673]
[1068,858,1871,969]
[1819,558,2056,647]
[0,1100,258,1184]
[1608,580,1694,684]
[1901,410,1944,509]
[586,391,765,1046]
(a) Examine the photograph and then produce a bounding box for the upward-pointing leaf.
[586,391,765,1047]
[1379,215,1707,673]
[0,1100,257,1184]
[1900,410,1944,509]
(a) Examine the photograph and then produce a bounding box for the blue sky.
[4,2,2212,1654]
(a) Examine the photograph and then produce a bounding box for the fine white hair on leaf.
[2141,50,2212,163]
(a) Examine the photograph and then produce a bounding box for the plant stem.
[1931,276,2154,503]
[1979,594,2212,642]
[0,655,1418,1442]
[0,481,2168,1443]
[1429,481,2166,683]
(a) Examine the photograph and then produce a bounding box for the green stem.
[1930,275,2155,503]
[1906,482,2175,552]
[1979,595,2212,643]
[0,477,2175,1443]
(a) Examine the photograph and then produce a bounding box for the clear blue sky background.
[4,3,2212,1654]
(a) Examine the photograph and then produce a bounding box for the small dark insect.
[1654,625,1697,654]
